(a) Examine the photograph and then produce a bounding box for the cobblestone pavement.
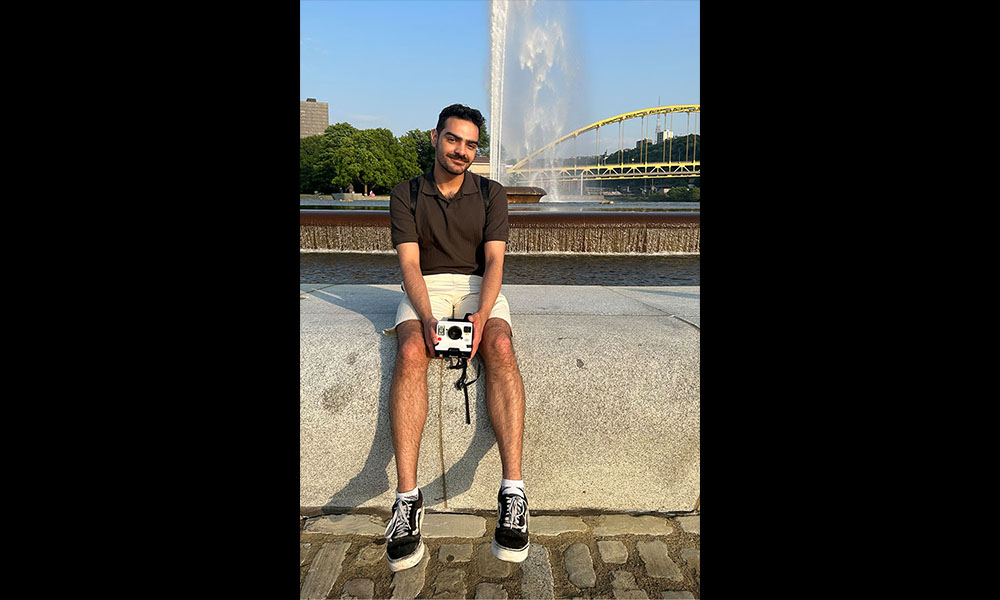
[300,511,700,599]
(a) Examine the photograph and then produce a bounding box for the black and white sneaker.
[491,487,529,562]
[384,489,425,572]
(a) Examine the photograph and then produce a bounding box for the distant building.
[656,129,675,144]
[635,138,653,149]
[300,98,329,138]
[469,156,491,177]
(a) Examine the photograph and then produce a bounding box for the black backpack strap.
[480,175,491,211]
[409,176,420,215]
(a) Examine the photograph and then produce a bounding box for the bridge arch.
[505,104,700,185]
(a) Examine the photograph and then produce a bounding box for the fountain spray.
[489,0,508,184]
[490,0,577,200]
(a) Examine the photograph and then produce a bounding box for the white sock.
[396,487,419,501]
[501,478,525,498]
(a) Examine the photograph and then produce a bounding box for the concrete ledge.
[300,284,699,513]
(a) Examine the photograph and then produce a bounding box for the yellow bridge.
[506,104,700,184]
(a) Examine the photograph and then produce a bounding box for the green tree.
[403,129,435,172]
[354,128,402,194]
[316,122,360,192]
[323,121,359,147]
[300,121,428,195]
[477,127,490,157]
[299,134,327,193]
[393,133,423,187]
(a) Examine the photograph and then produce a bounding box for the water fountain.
[489,0,576,200]
[299,0,699,255]
[300,209,699,254]
[504,186,546,203]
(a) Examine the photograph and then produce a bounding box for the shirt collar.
[420,169,478,199]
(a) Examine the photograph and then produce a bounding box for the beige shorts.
[382,273,513,336]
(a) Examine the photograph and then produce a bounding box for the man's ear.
[430,129,438,148]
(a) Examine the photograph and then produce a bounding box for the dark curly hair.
[436,104,486,134]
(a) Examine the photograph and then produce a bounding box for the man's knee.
[481,319,516,364]
[396,321,430,368]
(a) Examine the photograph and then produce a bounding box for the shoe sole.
[491,538,529,563]
[386,540,425,572]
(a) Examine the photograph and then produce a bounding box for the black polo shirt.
[389,169,508,276]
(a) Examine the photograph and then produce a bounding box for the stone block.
[476,583,508,599]
[531,515,588,536]
[598,540,629,564]
[679,547,699,573]
[476,543,511,578]
[611,571,648,599]
[438,543,473,563]
[675,515,699,535]
[389,551,429,599]
[422,514,486,538]
[341,578,374,600]
[636,540,683,581]
[593,515,673,536]
[563,543,597,588]
[353,544,385,566]
[521,544,554,599]
[431,568,466,598]
[303,514,386,536]
[300,542,350,599]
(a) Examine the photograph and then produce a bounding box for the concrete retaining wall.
[300,211,700,254]
[300,284,699,514]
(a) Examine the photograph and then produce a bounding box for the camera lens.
[447,326,463,340]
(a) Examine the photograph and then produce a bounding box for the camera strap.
[447,357,480,424]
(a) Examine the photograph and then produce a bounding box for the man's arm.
[469,240,506,359]
[397,242,439,354]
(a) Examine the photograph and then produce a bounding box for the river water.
[300,252,699,286]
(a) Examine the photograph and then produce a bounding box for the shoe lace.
[500,493,527,531]
[385,499,413,539]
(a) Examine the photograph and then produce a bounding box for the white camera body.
[434,317,473,358]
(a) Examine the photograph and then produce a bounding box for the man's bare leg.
[389,320,432,493]
[477,318,525,480]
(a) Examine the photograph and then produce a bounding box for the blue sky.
[300,0,699,155]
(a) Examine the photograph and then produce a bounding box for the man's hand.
[468,311,488,360]
[423,317,439,357]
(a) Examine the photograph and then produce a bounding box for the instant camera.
[434,316,474,358]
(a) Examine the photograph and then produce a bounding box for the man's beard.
[437,149,470,175]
